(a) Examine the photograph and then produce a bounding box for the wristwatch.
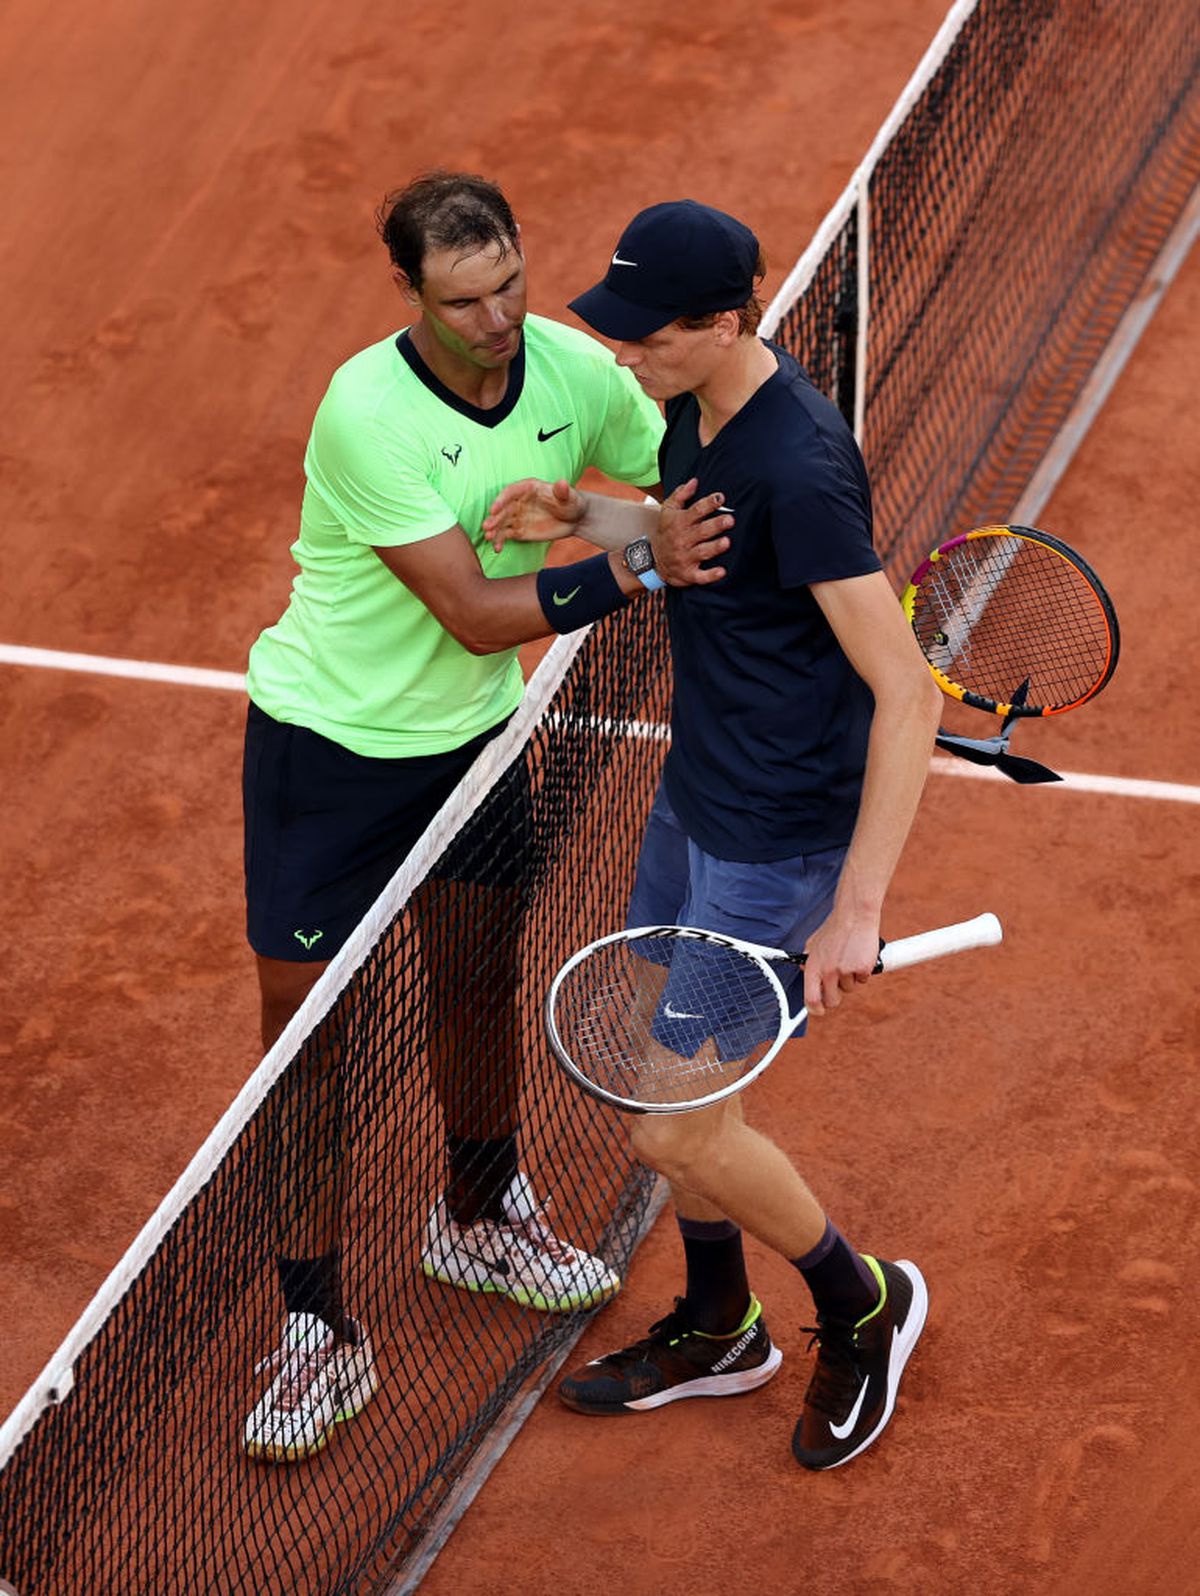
[621,537,665,591]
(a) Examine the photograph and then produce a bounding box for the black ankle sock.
[677,1217,751,1335]
[445,1133,520,1224]
[277,1250,346,1339]
[791,1219,879,1322]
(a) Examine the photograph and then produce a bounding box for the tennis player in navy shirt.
[483,199,942,1470]
[657,338,880,863]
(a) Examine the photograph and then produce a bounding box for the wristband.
[536,553,631,634]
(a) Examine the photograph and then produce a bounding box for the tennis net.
[2,0,1197,1590]
[0,604,675,1595]
[765,0,1200,585]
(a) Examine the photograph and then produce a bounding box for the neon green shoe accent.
[853,1256,888,1328]
[420,1254,621,1312]
[693,1294,764,1343]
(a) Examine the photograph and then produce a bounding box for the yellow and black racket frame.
[902,524,1120,719]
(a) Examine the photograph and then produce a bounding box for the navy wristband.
[536,553,631,634]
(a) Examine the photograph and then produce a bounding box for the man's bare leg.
[258,954,328,1053]
[632,1096,827,1259]
[635,1092,881,1337]
[257,953,349,1337]
[413,880,524,1221]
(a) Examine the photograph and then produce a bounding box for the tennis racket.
[545,912,1001,1114]
[902,525,1119,718]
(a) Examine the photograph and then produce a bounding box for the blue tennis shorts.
[626,780,847,1055]
[242,702,530,962]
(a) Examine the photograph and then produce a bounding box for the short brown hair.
[376,171,518,290]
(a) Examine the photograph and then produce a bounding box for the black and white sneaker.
[559,1295,782,1415]
[420,1172,620,1312]
[791,1256,927,1470]
[243,1313,377,1463]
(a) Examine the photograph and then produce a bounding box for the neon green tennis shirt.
[247,314,663,756]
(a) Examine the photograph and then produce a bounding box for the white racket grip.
[879,911,1002,973]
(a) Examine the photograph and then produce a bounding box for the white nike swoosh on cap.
[611,252,638,267]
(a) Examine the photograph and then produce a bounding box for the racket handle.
[878,912,1002,973]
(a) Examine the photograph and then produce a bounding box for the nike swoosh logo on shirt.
[611,253,638,267]
[829,1375,871,1439]
[552,587,581,606]
[538,423,573,442]
[663,1002,702,1020]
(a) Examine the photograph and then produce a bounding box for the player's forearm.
[450,550,643,654]
[570,491,660,551]
[834,674,942,916]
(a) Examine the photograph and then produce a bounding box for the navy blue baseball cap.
[569,200,760,340]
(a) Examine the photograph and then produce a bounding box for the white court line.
[2,642,1196,806]
[551,715,1200,804]
[0,642,245,692]
[930,755,1200,805]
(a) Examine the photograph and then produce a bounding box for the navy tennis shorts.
[626,779,847,1054]
[242,702,531,962]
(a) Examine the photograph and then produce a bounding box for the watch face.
[625,538,654,574]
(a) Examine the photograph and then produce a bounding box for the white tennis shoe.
[421,1172,620,1312]
[243,1312,378,1463]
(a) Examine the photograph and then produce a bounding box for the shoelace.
[509,1206,577,1266]
[799,1318,863,1418]
[255,1334,333,1412]
[599,1301,693,1370]
[450,1208,578,1270]
[449,1196,586,1271]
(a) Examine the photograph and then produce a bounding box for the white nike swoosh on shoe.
[829,1375,871,1439]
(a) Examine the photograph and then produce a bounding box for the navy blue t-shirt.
[659,345,881,862]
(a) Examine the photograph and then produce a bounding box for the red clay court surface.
[1,2,1197,1593]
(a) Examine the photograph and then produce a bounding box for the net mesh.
[770,207,861,424]
[765,0,1200,585]
[0,602,675,1596]
[3,0,1198,1590]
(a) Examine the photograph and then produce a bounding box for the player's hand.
[652,478,733,586]
[482,478,583,550]
[801,909,882,1017]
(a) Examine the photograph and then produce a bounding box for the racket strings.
[913,534,1113,711]
[551,936,783,1107]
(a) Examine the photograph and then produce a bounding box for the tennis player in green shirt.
[242,171,732,1461]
